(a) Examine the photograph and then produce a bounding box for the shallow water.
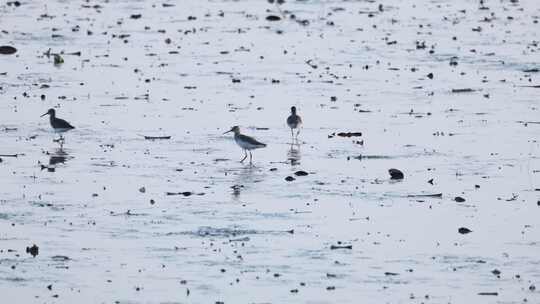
[0,0,539,303]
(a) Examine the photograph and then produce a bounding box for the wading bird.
[286,106,302,140]
[41,108,75,141]
[224,126,266,164]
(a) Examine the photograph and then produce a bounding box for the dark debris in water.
[0,46,17,55]
[330,244,352,250]
[336,132,362,137]
[477,292,498,296]
[407,193,442,198]
[294,170,308,176]
[51,255,70,262]
[349,155,392,161]
[451,88,476,93]
[26,244,39,257]
[142,135,171,140]
[388,168,404,180]
[165,191,204,196]
[458,227,473,234]
[266,15,281,21]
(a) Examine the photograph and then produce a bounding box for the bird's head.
[223,126,240,135]
[41,108,55,117]
[290,106,297,114]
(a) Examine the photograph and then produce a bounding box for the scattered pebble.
[26,244,39,257]
[266,15,281,21]
[53,54,64,65]
[0,46,17,55]
[388,168,404,180]
[458,227,473,234]
[294,170,308,176]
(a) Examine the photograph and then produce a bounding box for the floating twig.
[138,134,171,140]
[0,154,22,158]
[451,88,476,93]
[407,193,443,198]
[336,132,362,137]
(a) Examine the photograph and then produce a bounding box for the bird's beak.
[223,129,232,135]
[40,112,48,117]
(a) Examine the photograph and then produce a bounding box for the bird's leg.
[290,128,294,139]
[240,150,247,163]
[249,151,253,164]
[296,128,301,140]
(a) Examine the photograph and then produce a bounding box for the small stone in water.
[26,244,39,257]
[388,168,404,179]
[266,15,281,21]
[458,227,472,234]
[294,170,308,176]
[454,196,466,202]
[285,176,295,182]
[0,46,17,55]
[53,54,64,65]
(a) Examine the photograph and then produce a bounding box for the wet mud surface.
[0,0,539,303]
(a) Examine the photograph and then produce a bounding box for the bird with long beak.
[41,108,75,140]
[286,106,302,140]
[223,126,266,163]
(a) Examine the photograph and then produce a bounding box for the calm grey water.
[0,0,539,303]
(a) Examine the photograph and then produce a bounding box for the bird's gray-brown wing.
[52,117,75,129]
[237,134,266,147]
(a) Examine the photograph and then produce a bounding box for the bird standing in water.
[287,106,302,141]
[224,126,266,164]
[41,108,75,142]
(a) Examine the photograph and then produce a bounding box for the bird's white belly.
[54,128,71,133]
[235,137,259,150]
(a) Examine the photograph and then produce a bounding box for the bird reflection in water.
[287,143,301,166]
[41,147,72,172]
[230,165,265,200]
